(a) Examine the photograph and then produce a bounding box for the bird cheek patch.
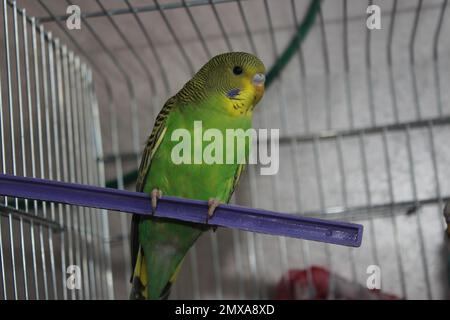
[226,88,241,98]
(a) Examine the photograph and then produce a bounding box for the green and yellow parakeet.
[130,52,266,299]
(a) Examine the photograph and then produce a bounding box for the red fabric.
[274,266,399,300]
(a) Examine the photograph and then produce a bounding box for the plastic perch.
[0,173,363,247]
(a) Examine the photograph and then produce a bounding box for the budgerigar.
[130,52,266,299]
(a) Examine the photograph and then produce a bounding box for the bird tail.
[130,247,148,300]
[130,246,182,300]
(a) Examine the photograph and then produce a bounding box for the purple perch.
[0,173,363,247]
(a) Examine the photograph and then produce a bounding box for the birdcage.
[1,0,449,300]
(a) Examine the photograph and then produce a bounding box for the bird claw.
[206,198,220,225]
[444,201,450,236]
[150,188,163,216]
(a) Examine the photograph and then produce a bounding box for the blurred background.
[0,0,450,299]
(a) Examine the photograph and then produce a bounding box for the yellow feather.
[132,248,148,299]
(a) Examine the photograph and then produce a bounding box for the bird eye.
[232,66,243,75]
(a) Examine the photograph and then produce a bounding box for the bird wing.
[130,96,177,279]
[226,163,246,203]
[135,96,177,192]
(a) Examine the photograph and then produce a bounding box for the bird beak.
[252,73,265,104]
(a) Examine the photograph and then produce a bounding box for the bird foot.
[206,198,220,225]
[444,201,450,237]
[150,188,163,216]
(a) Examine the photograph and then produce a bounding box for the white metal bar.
[47,33,68,300]
[25,11,41,301]
[55,39,77,300]
[80,64,98,300]
[262,0,293,297]
[406,0,432,299]
[385,0,407,298]
[62,44,81,300]
[74,57,91,300]
[38,23,57,300]
[291,0,314,297]
[67,49,84,300]
[8,214,18,299]
[89,77,113,299]
[341,0,363,295]
[89,80,115,300]
[0,0,7,300]
[0,217,6,299]
[314,5,336,299]
[3,0,19,299]
[12,1,29,299]
[432,0,447,117]
[429,0,448,222]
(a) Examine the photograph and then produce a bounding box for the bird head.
[191,52,266,116]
